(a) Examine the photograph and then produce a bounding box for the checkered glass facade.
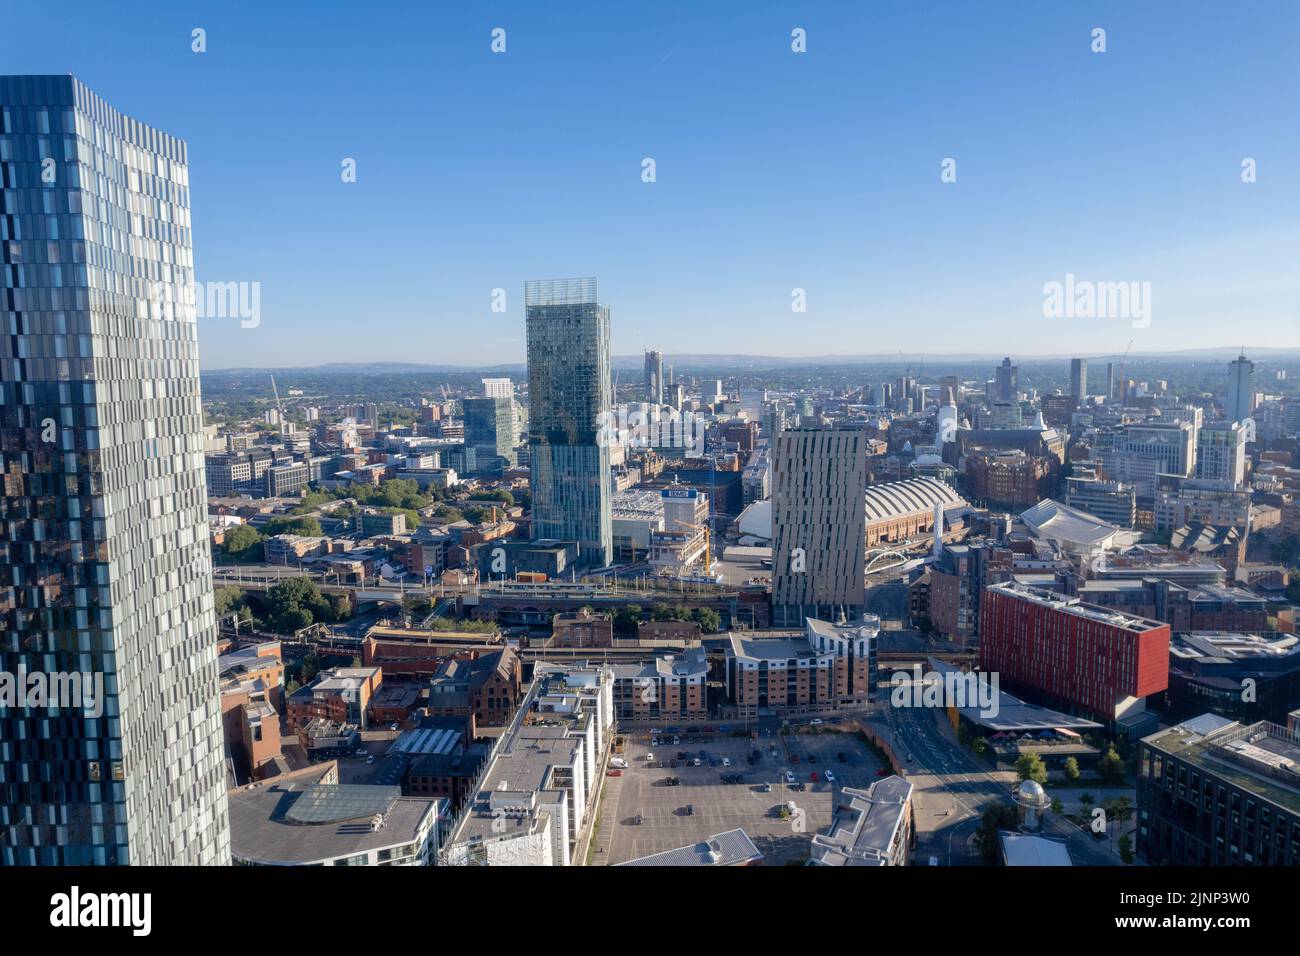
[0,76,229,865]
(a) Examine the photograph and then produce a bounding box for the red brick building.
[979,581,1170,727]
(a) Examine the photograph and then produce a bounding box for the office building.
[1195,421,1248,487]
[1137,714,1300,866]
[1069,357,1088,400]
[463,395,517,472]
[771,426,867,626]
[980,581,1170,733]
[1092,421,1195,504]
[1226,353,1255,424]
[1154,475,1251,532]
[1166,632,1300,725]
[0,76,229,865]
[1064,474,1137,528]
[643,349,663,405]
[481,377,512,399]
[995,356,1019,402]
[525,278,612,567]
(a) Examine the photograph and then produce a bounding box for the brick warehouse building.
[979,582,1170,735]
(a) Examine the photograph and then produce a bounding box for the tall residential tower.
[771,425,868,627]
[0,76,229,865]
[525,277,612,566]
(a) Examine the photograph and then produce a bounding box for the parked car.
[836,752,847,763]
[785,770,796,783]
[760,782,773,793]
[366,755,376,765]
[610,757,628,769]
[791,754,801,764]
[810,718,824,725]
[722,757,731,767]
[810,771,819,782]
[684,804,694,816]
[607,769,622,777]
[824,770,835,783]
[693,757,701,767]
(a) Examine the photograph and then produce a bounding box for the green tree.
[1098,745,1127,784]
[973,804,1021,864]
[222,524,265,561]
[1016,751,1048,785]
[300,653,321,684]
[1063,756,1081,782]
[266,577,331,632]
[972,737,988,756]
[689,607,721,634]
[1050,797,1064,815]
[265,515,324,538]
[1118,833,1134,864]
[214,586,245,618]
[613,605,643,635]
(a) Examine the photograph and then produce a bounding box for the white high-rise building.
[1227,353,1255,424]
[482,377,513,399]
[1195,421,1248,487]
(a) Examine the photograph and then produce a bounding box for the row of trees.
[214,580,350,634]
[611,603,722,635]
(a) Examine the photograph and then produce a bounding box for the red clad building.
[979,581,1170,726]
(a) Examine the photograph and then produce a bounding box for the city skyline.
[2,2,1296,368]
[5,0,1300,903]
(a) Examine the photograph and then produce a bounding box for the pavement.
[590,727,887,866]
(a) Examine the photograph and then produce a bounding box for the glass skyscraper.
[463,395,516,473]
[0,76,229,864]
[525,277,612,567]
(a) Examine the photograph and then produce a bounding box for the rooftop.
[809,776,913,866]
[864,477,967,523]
[228,780,436,864]
[1143,715,1300,815]
[617,828,762,867]
[987,580,1166,634]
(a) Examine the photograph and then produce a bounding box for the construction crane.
[269,374,286,434]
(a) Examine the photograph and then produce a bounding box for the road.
[883,702,1125,866]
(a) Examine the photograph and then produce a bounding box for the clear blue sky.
[5,1,1298,368]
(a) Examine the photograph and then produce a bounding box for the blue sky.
[4,1,1298,368]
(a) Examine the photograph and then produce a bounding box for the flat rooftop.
[228,781,435,864]
[1143,716,1300,815]
[988,580,1165,634]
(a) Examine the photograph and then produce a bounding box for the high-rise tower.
[525,278,612,566]
[0,75,229,865]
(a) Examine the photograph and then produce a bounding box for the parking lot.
[598,724,887,865]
